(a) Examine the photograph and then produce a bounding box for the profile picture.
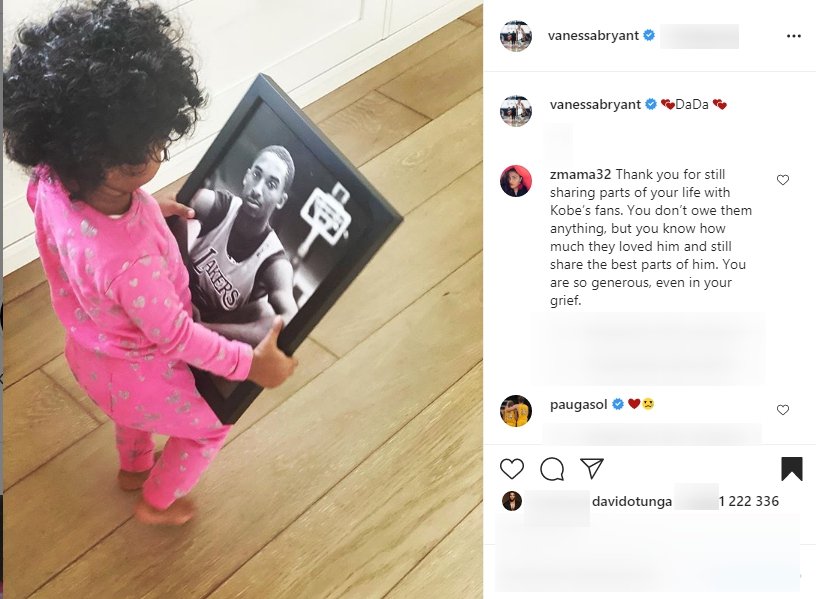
[499,165,532,197]
[500,95,532,127]
[502,491,522,511]
[500,395,532,427]
[500,21,532,52]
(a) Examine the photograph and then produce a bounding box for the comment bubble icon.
[540,457,566,481]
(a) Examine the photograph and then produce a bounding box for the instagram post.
[4,0,815,597]
[2,1,483,597]
[485,1,815,597]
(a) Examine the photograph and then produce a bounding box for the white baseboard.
[3,0,481,276]
[291,0,481,108]
[3,234,40,277]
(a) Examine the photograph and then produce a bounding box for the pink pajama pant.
[66,339,231,509]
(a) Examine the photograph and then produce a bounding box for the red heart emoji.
[713,98,721,104]
[717,102,727,109]
[660,99,669,106]
[666,102,675,110]
[628,398,641,409]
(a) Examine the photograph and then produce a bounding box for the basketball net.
[297,182,352,261]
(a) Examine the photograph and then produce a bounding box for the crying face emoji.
[643,398,654,410]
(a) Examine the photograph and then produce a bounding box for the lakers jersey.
[189,193,286,316]
[515,403,529,426]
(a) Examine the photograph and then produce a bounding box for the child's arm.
[108,254,253,381]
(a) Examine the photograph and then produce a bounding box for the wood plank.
[226,338,337,439]
[303,19,475,123]
[32,254,482,599]
[209,363,482,599]
[3,258,46,303]
[317,91,429,167]
[312,164,482,356]
[5,282,64,386]
[3,371,99,489]
[460,5,483,27]
[386,505,482,598]
[5,338,333,599]
[41,355,107,424]
[378,27,483,119]
[3,423,125,599]
[360,91,482,215]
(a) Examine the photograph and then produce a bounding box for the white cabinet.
[3,0,479,274]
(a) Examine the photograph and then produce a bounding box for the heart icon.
[666,102,675,110]
[660,99,669,106]
[628,398,641,409]
[500,458,524,479]
[777,404,790,415]
[713,98,721,104]
[717,102,727,110]
[777,174,789,185]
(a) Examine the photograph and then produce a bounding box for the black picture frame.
[169,74,402,424]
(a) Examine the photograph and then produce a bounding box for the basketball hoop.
[297,182,352,261]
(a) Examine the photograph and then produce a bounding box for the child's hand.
[247,316,298,388]
[157,193,195,219]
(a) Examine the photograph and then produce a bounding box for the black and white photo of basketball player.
[167,74,401,422]
[187,145,298,347]
[179,100,372,355]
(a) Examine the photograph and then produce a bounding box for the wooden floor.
[3,6,483,599]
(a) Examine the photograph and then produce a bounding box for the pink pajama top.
[27,164,253,380]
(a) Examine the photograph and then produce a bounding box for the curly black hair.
[3,0,205,196]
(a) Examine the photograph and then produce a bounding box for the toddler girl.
[3,0,297,525]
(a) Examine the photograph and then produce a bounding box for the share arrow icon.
[580,458,604,480]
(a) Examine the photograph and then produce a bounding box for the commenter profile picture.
[500,395,532,427]
[502,491,522,511]
[500,165,532,197]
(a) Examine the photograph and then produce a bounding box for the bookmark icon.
[781,457,803,482]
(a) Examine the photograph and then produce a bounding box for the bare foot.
[134,496,196,526]
[117,450,163,491]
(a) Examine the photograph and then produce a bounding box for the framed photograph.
[169,74,402,424]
